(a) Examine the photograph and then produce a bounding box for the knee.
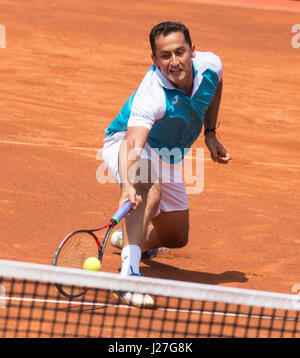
[152,210,189,249]
[180,231,189,247]
[172,230,189,248]
[165,226,189,248]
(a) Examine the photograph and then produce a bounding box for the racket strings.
[55,231,101,297]
[56,232,100,269]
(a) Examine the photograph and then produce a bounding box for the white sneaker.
[112,270,155,308]
[111,229,170,258]
[113,291,155,308]
[111,229,123,249]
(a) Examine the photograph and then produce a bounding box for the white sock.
[120,244,141,277]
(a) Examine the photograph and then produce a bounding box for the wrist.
[204,121,220,136]
[120,181,134,189]
[204,128,216,136]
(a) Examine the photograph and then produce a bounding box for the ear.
[191,45,196,58]
[151,53,159,68]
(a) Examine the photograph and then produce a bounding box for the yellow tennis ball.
[83,257,101,271]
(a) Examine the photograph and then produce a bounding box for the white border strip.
[1,259,300,311]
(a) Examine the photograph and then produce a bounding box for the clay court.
[1,0,300,302]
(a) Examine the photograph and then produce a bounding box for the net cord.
[0,259,299,311]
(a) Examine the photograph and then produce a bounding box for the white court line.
[0,295,126,308]
[2,139,298,169]
[0,139,98,152]
[1,295,297,322]
[252,161,300,169]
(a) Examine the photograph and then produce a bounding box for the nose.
[170,53,180,66]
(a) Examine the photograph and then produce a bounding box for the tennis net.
[0,259,300,338]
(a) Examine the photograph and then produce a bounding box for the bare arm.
[204,79,223,132]
[118,126,150,208]
[204,79,231,164]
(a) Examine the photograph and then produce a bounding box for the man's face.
[152,31,195,91]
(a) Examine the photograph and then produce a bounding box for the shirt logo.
[171,95,179,105]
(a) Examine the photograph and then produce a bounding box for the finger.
[129,194,138,209]
[131,195,141,210]
[119,189,135,208]
[211,152,219,162]
[218,152,232,164]
[135,194,142,204]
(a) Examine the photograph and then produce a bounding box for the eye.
[160,52,171,60]
[175,49,185,56]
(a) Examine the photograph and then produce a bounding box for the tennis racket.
[52,200,132,298]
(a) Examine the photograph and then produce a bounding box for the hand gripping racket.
[52,200,132,298]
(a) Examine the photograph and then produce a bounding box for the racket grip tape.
[111,200,132,224]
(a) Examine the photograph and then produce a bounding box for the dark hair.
[150,21,192,56]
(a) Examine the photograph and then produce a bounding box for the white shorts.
[102,131,189,216]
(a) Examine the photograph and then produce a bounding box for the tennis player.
[102,21,231,307]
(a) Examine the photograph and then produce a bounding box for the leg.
[144,209,189,250]
[120,158,160,276]
[122,180,161,250]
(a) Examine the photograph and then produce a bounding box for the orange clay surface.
[0,0,300,295]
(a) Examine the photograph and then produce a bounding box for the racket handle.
[111,200,132,224]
